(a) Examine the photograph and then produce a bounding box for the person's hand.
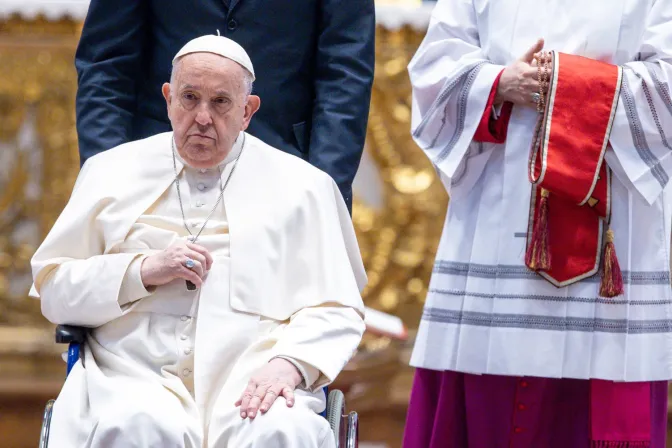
[140,241,213,288]
[495,38,546,107]
[235,358,303,419]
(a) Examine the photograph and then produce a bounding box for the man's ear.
[242,95,261,130]
[162,83,172,117]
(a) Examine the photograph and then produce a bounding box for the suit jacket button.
[228,19,238,31]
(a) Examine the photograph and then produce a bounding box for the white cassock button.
[182,368,191,377]
[195,200,204,207]
[197,183,206,191]
[181,315,189,321]
[180,334,188,341]
[184,348,192,355]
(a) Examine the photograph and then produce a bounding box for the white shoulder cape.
[31,132,366,324]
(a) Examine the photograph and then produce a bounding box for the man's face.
[162,53,260,169]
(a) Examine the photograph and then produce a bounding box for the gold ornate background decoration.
[0,16,82,378]
[340,25,447,418]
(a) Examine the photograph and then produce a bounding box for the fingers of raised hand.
[518,62,537,77]
[186,248,209,271]
[166,244,208,276]
[514,68,541,105]
[520,38,545,63]
[186,243,214,270]
[178,265,203,287]
[185,251,208,277]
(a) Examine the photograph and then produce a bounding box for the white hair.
[170,56,254,97]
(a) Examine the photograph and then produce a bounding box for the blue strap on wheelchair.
[66,342,80,376]
[320,386,328,418]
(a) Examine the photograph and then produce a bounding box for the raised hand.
[495,38,546,108]
[140,241,213,288]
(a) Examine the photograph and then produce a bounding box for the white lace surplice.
[410,0,672,381]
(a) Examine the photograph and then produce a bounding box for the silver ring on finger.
[532,92,541,104]
[184,258,196,269]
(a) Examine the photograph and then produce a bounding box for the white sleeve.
[31,158,140,327]
[118,255,154,306]
[608,0,672,205]
[409,0,504,186]
[271,305,365,392]
[272,356,320,390]
[38,254,139,327]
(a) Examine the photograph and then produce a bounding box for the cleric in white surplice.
[402,1,672,447]
[30,35,366,448]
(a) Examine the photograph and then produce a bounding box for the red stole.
[526,51,650,447]
[526,51,624,297]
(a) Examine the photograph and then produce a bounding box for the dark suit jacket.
[75,0,375,209]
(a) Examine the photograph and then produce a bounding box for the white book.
[364,307,408,340]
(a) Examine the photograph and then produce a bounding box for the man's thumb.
[520,38,545,63]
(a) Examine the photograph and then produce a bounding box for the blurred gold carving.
[345,24,447,413]
[0,17,80,377]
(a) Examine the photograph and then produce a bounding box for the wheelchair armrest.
[55,325,88,344]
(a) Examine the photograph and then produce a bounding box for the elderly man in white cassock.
[30,34,366,448]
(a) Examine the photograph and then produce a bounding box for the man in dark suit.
[75,0,375,210]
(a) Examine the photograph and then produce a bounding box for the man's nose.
[194,105,213,127]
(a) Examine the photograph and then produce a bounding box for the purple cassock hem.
[402,368,668,448]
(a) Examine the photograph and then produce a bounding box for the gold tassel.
[526,188,551,271]
[599,229,624,298]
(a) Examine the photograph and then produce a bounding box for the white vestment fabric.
[410,0,672,381]
[31,132,366,447]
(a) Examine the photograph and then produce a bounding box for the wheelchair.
[39,325,359,448]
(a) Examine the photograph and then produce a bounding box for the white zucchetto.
[172,34,255,81]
